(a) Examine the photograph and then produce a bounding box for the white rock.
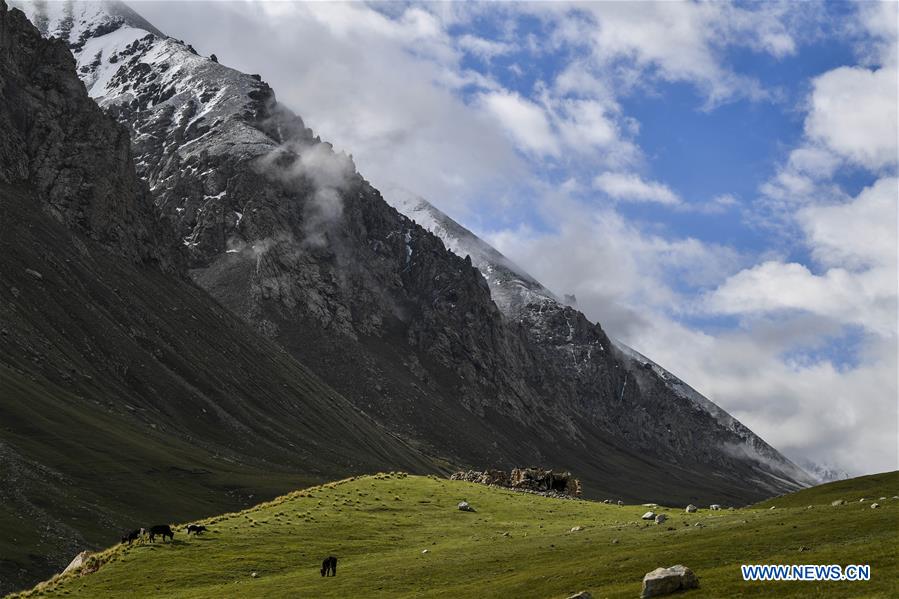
[685,504,697,513]
[458,501,475,512]
[641,564,699,598]
[642,511,656,520]
[871,503,880,509]
[617,500,624,506]
[570,526,584,532]
[422,549,429,554]
[62,551,92,575]
[654,514,668,525]
[250,572,258,578]
[831,499,845,506]
[709,504,721,511]
[567,592,592,599]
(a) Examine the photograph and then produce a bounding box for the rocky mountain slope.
[12,0,815,504]
[0,2,432,591]
[393,195,817,488]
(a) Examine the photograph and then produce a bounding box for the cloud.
[697,176,897,473]
[553,98,635,159]
[624,315,897,477]
[710,178,897,336]
[540,1,805,107]
[805,66,898,171]
[485,196,742,338]
[799,177,898,269]
[257,141,356,245]
[705,261,896,337]
[479,90,559,156]
[457,34,513,60]
[853,0,898,66]
[700,193,739,214]
[758,30,896,228]
[594,172,681,205]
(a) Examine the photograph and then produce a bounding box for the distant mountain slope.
[755,470,898,508]
[391,192,815,490]
[14,0,811,509]
[0,3,431,591]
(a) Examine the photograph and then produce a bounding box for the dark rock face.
[16,1,812,503]
[394,195,818,490]
[0,2,172,267]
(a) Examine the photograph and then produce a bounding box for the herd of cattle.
[120,523,207,544]
[119,525,338,577]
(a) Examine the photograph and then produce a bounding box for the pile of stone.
[450,469,511,487]
[450,467,582,498]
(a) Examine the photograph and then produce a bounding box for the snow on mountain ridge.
[12,0,162,47]
[388,188,561,317]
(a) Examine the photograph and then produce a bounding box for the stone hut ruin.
[450,467,582,498]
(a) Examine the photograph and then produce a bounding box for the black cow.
[147,524,174,542]
[186,524,207,536]
[120,529,142,545]
[320,556,337,577]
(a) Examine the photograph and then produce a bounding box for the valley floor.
[10,472,898,598]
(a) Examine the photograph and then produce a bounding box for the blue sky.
[138,0,897,477]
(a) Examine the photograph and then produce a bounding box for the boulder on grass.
[831,499,845,506]
[641,511,656,520]
[685,504,697,513]
[641,564,699,598]
[567,592,592,599]
[654,514,668,525]
[709,504,721,511]
[62,551,92,575]
[458,501,475,512]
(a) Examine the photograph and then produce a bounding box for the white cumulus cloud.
[594,172,681,205]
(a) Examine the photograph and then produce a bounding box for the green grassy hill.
[754,471,898,509]
[10,472,898,598]
[0,183,435,592]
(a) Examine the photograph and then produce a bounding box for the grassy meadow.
[9,471,898,598]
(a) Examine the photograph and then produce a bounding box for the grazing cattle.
[320,556,337,577]
[147,524,174,542]
[121,529,142,545]
[186,524,207,536]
